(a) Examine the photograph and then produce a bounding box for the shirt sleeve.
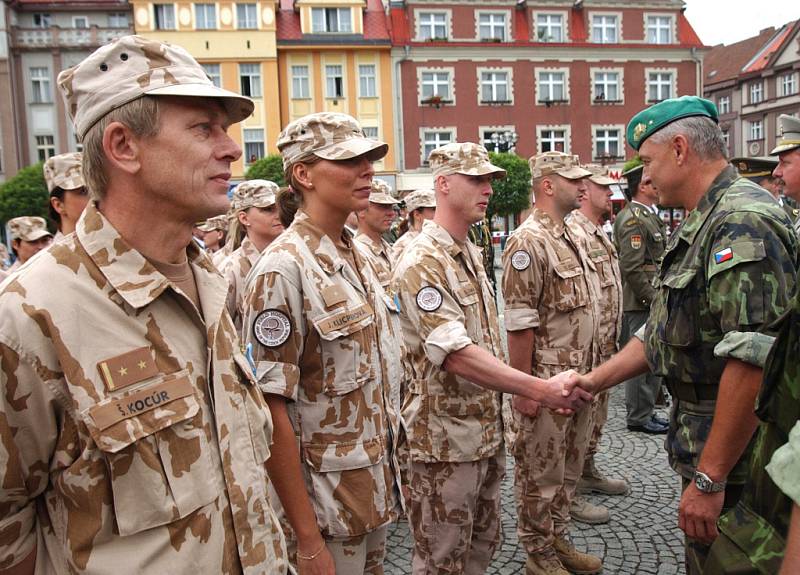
[766,420,800,505]
[501,232,544,332]
[616,215,657,306]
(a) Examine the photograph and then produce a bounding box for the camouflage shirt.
[391,230,419,261]
[241,211,403,538]
[391,219,504,463]
[644,166,798,483]
[221,237,262,334]
[354,232,395,290]
[502,208,597,378]
[0,203,288,573]
[567,210,623,364]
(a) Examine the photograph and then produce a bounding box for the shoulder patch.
[416,286,443,312]
[510,250,531,271]
[253,309,292,348]
[630,234,642,250]
[714,247,733,264]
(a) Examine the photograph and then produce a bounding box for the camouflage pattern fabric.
[241,210,403,540]
[355,232,396,291]
[644,165,798,484]
[428,142,506,179]
[220,236,262,333]
[212,244,233,268]
[467,218,496,291]
[231,179,278,211]
[391,230,420,262]
[403,188,436,213]
[8,216,52,242]
[529,152,591,180]
[199,214,229,233]
[43,152,84,192]
[0,202,288,573]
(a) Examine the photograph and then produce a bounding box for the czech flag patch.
[714,247,733,264]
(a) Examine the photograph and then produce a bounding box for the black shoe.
[651,414,669,427]
[627,419,669,434]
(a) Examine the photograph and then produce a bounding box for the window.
[358,65,377,98]
[480,70,510,103]
[195,4,216,29]
[478,13,506,41]
[73,16,89,29]
[418,12,447,40]
[718,95,731,115]
[108,12,128,27]
[239,64,262,98]
[237,3,258,29]
[30,67,51,104]
[535,13,564,42]
[420,70,451,101]
[291,65,310,98]
[750,82,763,104]
[311,8,352,33]
[421,130,454,163]
[154,4,176,30]
[647,71,673,102]
[202,64,221,88]
[325,65,344,98]
[591,14,618,43]
[749,120,763,141]
[721,130,730,153]
[363,127,379,140]
[537,70,567,102]
[244,129,265,165]
[781,73,797,97]
[36,135,55,162]
[33,13,51,28]
[538,127,569,153]
[593,70,620,102]
[594,127,622,159]
[481,128,517,153]
[646,15,673,44]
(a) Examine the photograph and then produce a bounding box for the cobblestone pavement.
[385,386,686,574]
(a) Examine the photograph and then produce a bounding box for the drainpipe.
[394,44,409,180]
[691,46,702,96]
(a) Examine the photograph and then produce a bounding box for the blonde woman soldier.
[241,112,404,574]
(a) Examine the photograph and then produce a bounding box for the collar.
[674,165,738,247]
[532,208,566,238]
[240,236,262,266]
[631,199,658,214]
[569,210,600,234]
[355,231,389,258]
[420,219,465,258]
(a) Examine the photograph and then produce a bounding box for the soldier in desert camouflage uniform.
[220,179,283,331]
[502,152,602,575]
[199,214,230,266]
[392,142,593,575]
[0,35,288,574]
[391,188,436,260]
[241,112,404,574]
[569,96,798,575]
[44,152,89,238]
[354,178,400,290]
[5,216,53,274]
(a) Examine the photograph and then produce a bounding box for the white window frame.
[721,130,730,154]
[476,11,508,42]
[36,135,55,162]
[243,128,265,166]
[239,63,262,98]
[480,125,516,153]
[358,64,377,98]
[311,7,352,33]
[592,124,625,160]
[73,16,89,29]
[362,126,379,140]
[415,9,450,41]
[781,72,798,97]
[590,67,623,104]
[325,64,345,99]
[748,120,763,141]
[477,67,513,105]
[154,4,176,30]
[30,67,51,104]
[417,67,455,105]
[195,3,217,30]
[750,81,764,104]
[420,127,457,165]
[645,67,676,103]
[533,11,567,42]
[718,95,731,115]
[536,125,571,154]
[535,67,570,104]
[645,13,674,44]
[590,12,620,44]
[202,63,222,88]
[237,3,258,29]
[108,12,128,27]
[33,13,51,28]
[291,65,310,99]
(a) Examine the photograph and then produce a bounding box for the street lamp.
[489,130,518,154]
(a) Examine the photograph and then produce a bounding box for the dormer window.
[311,7,352,33]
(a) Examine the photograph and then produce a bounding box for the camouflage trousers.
[285,526,388,574]
[512,404,593,553]
[585,390,610,463]
[407,451,505,574]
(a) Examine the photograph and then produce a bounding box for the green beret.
[627,96,719,151]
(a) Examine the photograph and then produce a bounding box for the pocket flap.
[554,261,583,279]
[303,435,385,473]
[535,348,584,367]
[454,283,479,306]
[662,266,699,289]
[707,239,766,280]
[717,501,785,575]
[312,303,374,341]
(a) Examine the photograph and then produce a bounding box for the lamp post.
[489,130,518,154]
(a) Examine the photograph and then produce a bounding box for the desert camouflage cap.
[198,214,229,233]
[232,179,279,211]
[8,216,52,242]
[771,114,800,155]
[404,188,437,212]
[57,35,254,140]
[276,112,388,170]
[43,152,84,193]
[583,163,616,186]
[428,142,506,179]
[370,179,399,205]
[530,152,592,180]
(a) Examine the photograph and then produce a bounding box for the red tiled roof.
[703,27,778,87]
[743,22,794,73]
[11,0,127,6]
[277,0,389,42]
[389,5,410,44]
[677,12,704,48]
[363,0,389,40]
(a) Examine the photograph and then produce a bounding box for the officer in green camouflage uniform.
[567,96,798,575]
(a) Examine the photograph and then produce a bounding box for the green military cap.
[770,114,800,155]
[622,164,644,198]
[627,96,719,151]
[730,156,777,178]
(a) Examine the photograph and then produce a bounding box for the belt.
[668,380,718,403]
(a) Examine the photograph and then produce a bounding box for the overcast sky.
[683,0,800,46]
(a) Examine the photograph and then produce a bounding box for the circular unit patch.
[253,309,292,348]
[511,250,531,271]
[416,286,443,312]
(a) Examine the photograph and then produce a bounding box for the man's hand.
[512,395,540,417]
[297,541,336,575]
[537,370,593,412]
[565,370,598,395]
[678,481,724,545]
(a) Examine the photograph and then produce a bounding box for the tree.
[245,154,285,185]
[487,152,531,221]
[622,155,643,173]
[0,162,49,235]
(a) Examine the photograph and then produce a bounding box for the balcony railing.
[11,26,133,50]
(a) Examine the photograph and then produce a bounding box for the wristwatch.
[693,470,726,494]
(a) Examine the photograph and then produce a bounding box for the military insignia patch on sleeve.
[416,286,443,312]
[511,250,532,271]
[630,234,642,250]
[714,247,733,264]
[253,309,292,348]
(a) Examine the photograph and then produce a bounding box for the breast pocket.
[658,267,701,348]
[589,251,615,288]
[553,261,589,311]
[82,369,219,536]
[454,282,482,341]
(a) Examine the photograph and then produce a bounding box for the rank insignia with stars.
[97,347,159,391]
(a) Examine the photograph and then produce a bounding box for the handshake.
[514,370,596,417]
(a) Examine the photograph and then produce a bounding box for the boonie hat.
[771,114,800,155]
[232,179,279,211]
[43,152,85,193]
[530,152,591,180]
[370,179,399,205]
[404,188,437,212]
[9,216,53,242]
[428,142,506,179]
[57,35,254,140]
[198,215,229,233]
[627,96,718,151]
[583,164,616,186]
[276,112,388,170]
